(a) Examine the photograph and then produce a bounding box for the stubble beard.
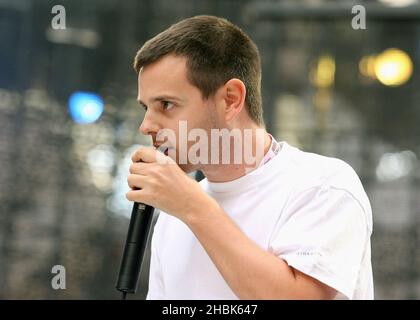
[175,105,220,174]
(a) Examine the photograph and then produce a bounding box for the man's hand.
[126,147,216,222]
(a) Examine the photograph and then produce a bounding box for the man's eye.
[162,101,174,110]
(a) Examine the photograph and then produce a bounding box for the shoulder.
[285,144,365,194]
[282,143,372,227]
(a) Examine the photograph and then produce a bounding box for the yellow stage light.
[374,48,413,86]
[359,55,377,79]
[311,55,336,88]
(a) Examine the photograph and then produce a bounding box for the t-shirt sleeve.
[268,184,370,299]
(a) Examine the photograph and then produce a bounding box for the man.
[126,15,373,299]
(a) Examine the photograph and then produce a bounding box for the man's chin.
[177,162,200,174]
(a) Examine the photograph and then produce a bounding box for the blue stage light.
[68,92,104,124]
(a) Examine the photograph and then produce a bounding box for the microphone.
[116,201,155,299]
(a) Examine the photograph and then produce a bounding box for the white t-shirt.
[147,141,374,300]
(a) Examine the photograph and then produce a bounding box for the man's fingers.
[127,174,147,190]
[131,147,158,163]
[131,146,173,165]
[129,162,154,174]
[126,189,148,203]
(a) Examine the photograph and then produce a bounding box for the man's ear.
[221,78,246,122]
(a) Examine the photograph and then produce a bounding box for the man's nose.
[139,111,160,136]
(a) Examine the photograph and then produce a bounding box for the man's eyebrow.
[137,99,147,109]
[137,95,184,107]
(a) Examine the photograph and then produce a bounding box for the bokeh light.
[359,55,377,79]
[310,55,336,88]
[68,92,104,124]
[374,48,413,86]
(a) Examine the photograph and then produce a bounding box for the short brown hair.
[134,15,263,125]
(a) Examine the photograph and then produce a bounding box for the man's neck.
[202,129,272,183]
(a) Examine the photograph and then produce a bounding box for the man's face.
[137,54,219,172]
